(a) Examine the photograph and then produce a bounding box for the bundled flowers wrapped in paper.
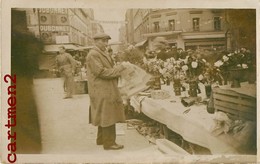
[174,52,208,84]
[213,48,255,85]
[214,48,254,71]
[143,58,164,75]
[159,58,186,81]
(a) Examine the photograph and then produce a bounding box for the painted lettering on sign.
[4,74,17,163]
[40,25,69,32]
[38,8,67,14]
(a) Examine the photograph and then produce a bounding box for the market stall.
[130,82,256,155]
[74,66,88,94]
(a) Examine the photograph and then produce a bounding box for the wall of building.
[125,9,134,44]
[26,9,41,38]
[147,9,225,33]
[26,8,95,46]
[126,9,227,50]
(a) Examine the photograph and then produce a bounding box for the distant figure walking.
[56,46,76,99]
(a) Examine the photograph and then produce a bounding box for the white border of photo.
[1,0,259,163]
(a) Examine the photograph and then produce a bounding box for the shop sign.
[38,8,67,14]
[40,25,69,32]
[56,35,70,44]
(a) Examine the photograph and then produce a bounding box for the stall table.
[130,83,256,154]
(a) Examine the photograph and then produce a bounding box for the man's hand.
[116,64,126,72]
[49,69,57,72]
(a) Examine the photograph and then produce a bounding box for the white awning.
[143,31,182,37]
[185,40,225,46]
[135,39,147,47]
[43,44,81,52]
[182,33,225,39]
[77,46,94,50]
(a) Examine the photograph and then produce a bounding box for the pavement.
[32,78,168,163]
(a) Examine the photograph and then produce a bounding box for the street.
[32,78,166,162]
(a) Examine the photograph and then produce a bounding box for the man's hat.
[93,33,111,40]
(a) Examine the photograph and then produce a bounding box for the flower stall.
[125,46,256,155]
[214,48,256,87]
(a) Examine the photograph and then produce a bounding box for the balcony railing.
[145,27,222,34]
[147,27,176,33]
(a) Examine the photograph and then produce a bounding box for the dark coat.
[86,47,125,127]
[156,49,168,61]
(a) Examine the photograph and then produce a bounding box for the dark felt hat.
[93,33,111,40]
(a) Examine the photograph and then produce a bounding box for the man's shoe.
[104,144,124,150]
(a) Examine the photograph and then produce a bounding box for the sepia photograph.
[1,0,259,163]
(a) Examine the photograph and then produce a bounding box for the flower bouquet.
[180,54,207,97]
[143,58,164,89]
[214,48,255,87]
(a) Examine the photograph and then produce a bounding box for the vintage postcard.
[1,0,259,163]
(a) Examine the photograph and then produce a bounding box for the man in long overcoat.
[86,33,126,150]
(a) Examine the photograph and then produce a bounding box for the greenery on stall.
[142,50,226,85]
[214,48,254,70]
[213,48,256,83]
[118,46,144,67]
[126,46,255,86]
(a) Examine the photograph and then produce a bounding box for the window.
[168,19,175,31]
[153,21,160,32]
[193,18,200,31]
[146,24,149,33]
[214,17,221,31]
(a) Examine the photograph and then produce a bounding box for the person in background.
[170,46,179,60]
[177,48,188,59]
[153,37,169,61]
[86,33,126,150]
[107,47,116,64]
[56,46,77,99]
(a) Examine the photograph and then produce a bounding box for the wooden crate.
[74,80,88,94]
[212,88,256,121]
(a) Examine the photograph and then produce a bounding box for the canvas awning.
[77,46,94,51]
[135,39,147,47]
[43,44,83,52]
[182,32,225,39]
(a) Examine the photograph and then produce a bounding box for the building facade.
[125,9,134,44]
[25,8,97,51]
[17,8,105,71]
[126,9,227,50]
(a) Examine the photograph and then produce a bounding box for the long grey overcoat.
[86,47,125,127]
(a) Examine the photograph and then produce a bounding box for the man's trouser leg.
[96,126,103,145]
[97,124,116,147]
[65,74,74,97]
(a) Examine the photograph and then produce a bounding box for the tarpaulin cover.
[130,84,256,154]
